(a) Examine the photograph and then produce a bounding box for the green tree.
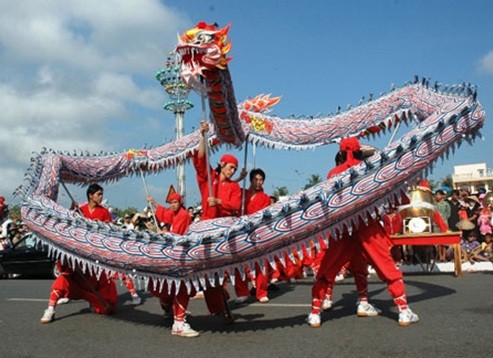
[272,186,289,200]
[304,174,323,190]
[7,204,21,220]
[112,206,139,218]
[440,175,453,189]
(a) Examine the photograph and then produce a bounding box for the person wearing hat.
[194,121,242,220]
[147,192,191,236]
[460,194,482,241]
[146,192,198,337]
[308,137,419,328]
[193,121,242,318]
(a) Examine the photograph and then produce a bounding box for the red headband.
[340,137,361,152]
[220,154,238,167]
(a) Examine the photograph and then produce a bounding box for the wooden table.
[390,232,462,277]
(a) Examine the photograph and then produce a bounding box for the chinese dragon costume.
[16,22,486,294]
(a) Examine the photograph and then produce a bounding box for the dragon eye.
[196,33,214,43]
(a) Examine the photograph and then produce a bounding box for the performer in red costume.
[307,137,419,328]
[81,185,142,305]
[193,120,242,317]
[233,168,273,303]
[40,184,118,323]
[147,192,199,337]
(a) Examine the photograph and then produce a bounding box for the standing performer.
[234,168,273,303]
[147,192,199,337]
[40,184,118,323]
[307,137,419,328]
[193,120,242,317]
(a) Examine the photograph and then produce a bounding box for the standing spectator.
[187,206,195,221]
[463,195,482,241]
[122,213,135,230]
[435,189,451,261]
[448,190,461,231]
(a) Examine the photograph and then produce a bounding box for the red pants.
[319,254,368,303]
[48,271,117,315]
[312,219,407,313]
[114,273,137,296]
[274,251,304,281]
[203,283,230,315]
[148,280,194,322]
[233,262,270,300]
[303,237,328,276]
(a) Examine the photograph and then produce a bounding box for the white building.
[452,163,493,192]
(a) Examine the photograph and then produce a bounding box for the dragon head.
[176,22,232,88]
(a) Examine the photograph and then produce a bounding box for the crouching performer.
[40,262,117,323]
[41,184,117,323]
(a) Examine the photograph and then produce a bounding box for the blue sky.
[1,0,492,210]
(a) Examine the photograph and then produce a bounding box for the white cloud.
[0,0,191,203]
[478,51,493,75]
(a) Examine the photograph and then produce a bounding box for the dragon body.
[17,22,485,293]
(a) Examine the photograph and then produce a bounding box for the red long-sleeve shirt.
[245,189,271,215]
[155,205,191,235]
[79,204,112,222]
[193,152,241,220]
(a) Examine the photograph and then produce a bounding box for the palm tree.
[304,174,323,189]
[440,175,454,189]
[272,186,289,200]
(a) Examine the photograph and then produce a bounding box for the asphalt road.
[1,272,492,358]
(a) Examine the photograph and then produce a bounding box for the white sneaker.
[235,296,249,304]
[307,313,321,328]
[171,322,200,338]
[357,301,381,317]
[192,291,204,299]
[259,296,269,303]
[335,273,345,283]
[321,298,333,311]
[398,308,419,326]
[131,294,141,305]
[40,308,55,324]
[56,298,70,305]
